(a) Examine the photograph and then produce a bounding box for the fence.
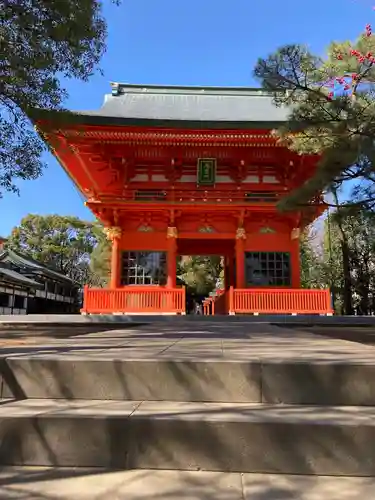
[228,287,332,315]
[81,285,186,315]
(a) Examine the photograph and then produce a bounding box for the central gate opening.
[177,238,235,314]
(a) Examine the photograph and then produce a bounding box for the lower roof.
[0,266,43,288]
[0,250,76,285]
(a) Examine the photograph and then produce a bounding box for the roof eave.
[31,109,287,131]
[0,272,44,289]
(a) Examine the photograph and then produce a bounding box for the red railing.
[202,298,212,315]
[228,287,333,315]
[212,290,228,315]
[203,289,228,315]
[81,285,186,314]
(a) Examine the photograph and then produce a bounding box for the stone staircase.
[0,321,375,476]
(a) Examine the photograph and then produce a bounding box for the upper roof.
[77,83,290,127]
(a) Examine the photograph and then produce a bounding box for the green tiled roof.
[30,84,292,130]
[79,83,289,125]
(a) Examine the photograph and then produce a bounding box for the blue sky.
[1,0,373,236]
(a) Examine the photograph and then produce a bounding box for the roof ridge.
[110,82,275,97]
[111,82,268,90]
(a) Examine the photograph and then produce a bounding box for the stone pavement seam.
[97,339,134,354]
[128,401,144,418]
[240,472,246,500]
[157,335,187,355]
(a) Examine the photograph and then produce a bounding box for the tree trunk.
[340,240,354,315]
[333,189,354,316]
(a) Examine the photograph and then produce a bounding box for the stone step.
[0,399,375,475]
[1,467,374,499]
[2,314,375,324]
[3,355,375,405]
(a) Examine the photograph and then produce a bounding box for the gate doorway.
[177,238,235,315]
[178,255,223,314]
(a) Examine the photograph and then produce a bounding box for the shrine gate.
[34,83,332,315]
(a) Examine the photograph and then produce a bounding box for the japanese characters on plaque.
[197,158,216,186]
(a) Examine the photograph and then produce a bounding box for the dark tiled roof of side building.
[0,264,43,288]
[0,249,76,284]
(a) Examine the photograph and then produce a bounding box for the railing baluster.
[81,286,186,314]
[82,287,332,316]
[231,288,332,315]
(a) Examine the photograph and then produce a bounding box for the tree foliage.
[0,0,119,195]
[254,24,375,209]
[301,205,375,315]
[6,214,104,285]
[178,256,223,296]
[89,229,111,287]
[300,228,324,289]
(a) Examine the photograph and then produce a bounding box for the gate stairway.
[0,320,374,498]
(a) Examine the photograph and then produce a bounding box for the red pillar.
[291,228,301,288]
[105,227,122,289]
[235,228,246,289]
[167,227,177,288]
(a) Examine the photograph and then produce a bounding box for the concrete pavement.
[1,321,375,361]
[1,321,375,485]
[0,467,374,499]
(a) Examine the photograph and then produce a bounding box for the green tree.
[1,0,120,195]
[254,25,375,209]
[309,203,375,315]
[7,214,103,285]
[330,188,354,315]
[322,215,345,314]
[89,228,111,287]
[178,256,222,296]
[330,205,375,315]
[300,227,325,289]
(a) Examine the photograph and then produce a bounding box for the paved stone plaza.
[0,320,375,498]
[0,467,374,499]
[1,320,375,361]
